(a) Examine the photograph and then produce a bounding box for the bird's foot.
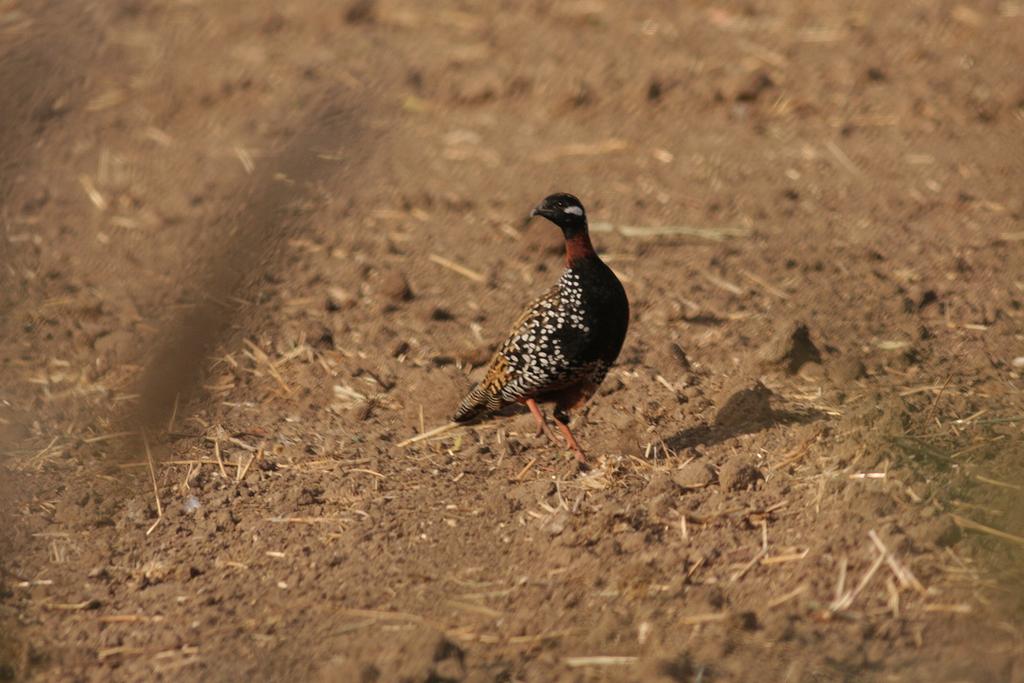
[526,399,559,446]
[535,422,560,446]
[554,420,588,466]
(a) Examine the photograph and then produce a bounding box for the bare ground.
[2,1,1024,681]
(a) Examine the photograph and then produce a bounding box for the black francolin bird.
[453,193,629,464]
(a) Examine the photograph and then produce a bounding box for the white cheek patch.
[563,205,583,216]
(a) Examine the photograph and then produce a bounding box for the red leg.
[553,411,587,465]
[526,398,557,443]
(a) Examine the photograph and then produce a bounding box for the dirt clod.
[718,455,762,492]
[714,380,775,429]
[344,0,376,24]
[673,461,716,489]
[907,516,962,549]
[828,356,867,385]
[758,321,822,374]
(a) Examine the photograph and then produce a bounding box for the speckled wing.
[453,276,593,421]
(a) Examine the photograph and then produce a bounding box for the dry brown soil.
[2,1,1024,681]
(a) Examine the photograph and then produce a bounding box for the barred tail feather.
[453,384,499,423]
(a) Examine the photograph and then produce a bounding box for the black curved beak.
[529,203,553,219]
[525,203,549,227]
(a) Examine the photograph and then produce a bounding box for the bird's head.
[529,193,587,237]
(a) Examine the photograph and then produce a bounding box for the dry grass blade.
[767,584,808,608]
[922,376,952,423]
[869,530,926,595]
[337,608,426,623]
[44,599,99,611]
[98,614,166,623]
[167,393,180,432]
[475,629,574,645]
[142,430,163,536]
[236,450,256,482]
[975,474,1022,491]
[616,224,750,241]
[82,431,134,444]
[447,600,503,619]
[739,269,790,299]
[730,548,768,582]
[266,516,348,525]
[98,644,198,661]
[952,514,1024,546]
[762,549,810,565]
[923,604,972,614]
[825,140,864,178]
[679,612,729,625]
[213,432,228,478]
[564,656,639,667]
[78,174,107,209]
[701,270,744,296]
[396,422,459,447]
[539,138,627,160]
[429,254,486,283]
[830,547,886,612]
[514,457,537,481]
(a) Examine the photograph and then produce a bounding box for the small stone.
[21,186,50,214]
[727,611,759,632]
[139,560,170,587]
[734,71,774,102]
[377,270,412,302]
[452,72,502,104]
[390,340,410,357]
[312,326,334,349]
[1012,356,1024,369]
[547,510,569,537]
[647,79,665,102]
[326,286,356,311]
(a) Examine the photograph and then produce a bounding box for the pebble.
[377,270,412,302]
[326,286,356,310]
